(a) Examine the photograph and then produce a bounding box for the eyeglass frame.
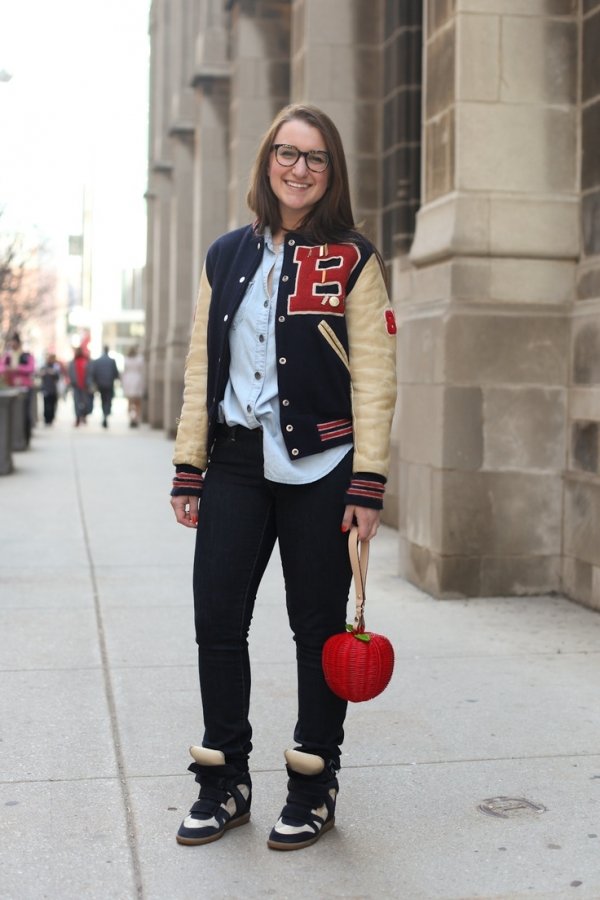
[271,143,331,173]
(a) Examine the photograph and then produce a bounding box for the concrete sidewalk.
[1,398,600,900]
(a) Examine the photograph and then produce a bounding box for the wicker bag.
[322,527,395,702]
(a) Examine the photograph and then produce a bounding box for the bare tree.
[0,212,57,343]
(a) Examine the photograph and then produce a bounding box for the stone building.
[145,0,600,609]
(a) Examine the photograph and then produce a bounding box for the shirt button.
[259,334,265,342]
[282,275,289,282]
[288,239,295,246]
[254,371,262,380]
[264,300,269,308]
[291,448,299,456]
[282,399,290,406]
[285,424,293,432]
[278,315,285,323]
[247,404,252,413]
[278,357,287,365]
[239,276,246,283]
[224,314,229,321]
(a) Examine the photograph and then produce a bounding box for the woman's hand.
[170,495,199,528]
[341,505,380,542]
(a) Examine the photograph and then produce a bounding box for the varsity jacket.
[172,224,397,509]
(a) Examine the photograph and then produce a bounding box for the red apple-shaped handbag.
[322,527,395,702]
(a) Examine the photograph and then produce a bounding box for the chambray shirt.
[220,229,351,484]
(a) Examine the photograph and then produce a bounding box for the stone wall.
[396,0,579,598]
[563,0,600,608]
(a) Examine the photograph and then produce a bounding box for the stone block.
[457,104,576,194]
[396,308,445,384]
[445,312,569,386]
[500,18,576,105]
[577,265,600,300]
[582,6,600,103]
[400,461,434,546]
[582,101,600,191]
[489,259,574,306]
[456,14,500,102]
[425,21,455,118]
[573,318,600,385]
[410,193,490,264]
[428,0,456,35]
[569,386,600,421]
[562,555,595,608]
[306,0,355,45]
[425,110,455,201]
[432,470,562,556]
[458,0,577,14]
[399,385,443,466]
[563,477,600,566]
[571,421,599,474]
[483,387,567,470]
[481,555,560,596]
[442,385,484,470]
[489,197,579,261]
[582,190,600,256]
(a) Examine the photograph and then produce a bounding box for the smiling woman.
[169,103,397,852]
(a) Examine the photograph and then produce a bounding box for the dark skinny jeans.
[192,426,353,772]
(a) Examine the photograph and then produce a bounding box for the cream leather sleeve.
[346,254,397,478]
[172,265,211,470]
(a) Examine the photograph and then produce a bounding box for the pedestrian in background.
[67,346,92,426]
[170,104,397,851]
[0,332,36,445]
[38,352,61,425]
[90,345,120,429]
[121,345,145,428]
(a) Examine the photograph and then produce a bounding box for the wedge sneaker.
[176,746,251,846]
[267,749,338,851]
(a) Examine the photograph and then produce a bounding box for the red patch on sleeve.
[385,309,397,335]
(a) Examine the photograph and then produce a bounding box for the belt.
[215,422,262,441]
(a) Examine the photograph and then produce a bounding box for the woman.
[121,345,145,427]
[170,104,397,851]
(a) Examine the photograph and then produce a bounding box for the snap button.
[288,239,295,246]
[329,297,340,308]
[278,315,285,323]
[278,357,287,365]
[282,399,290,406]
[286,424,293,432]
[291,448,299,456]
[282,275,289,282]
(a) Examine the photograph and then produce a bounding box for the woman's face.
[268,118,330,231]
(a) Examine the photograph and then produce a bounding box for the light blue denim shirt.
[220,228,351,484]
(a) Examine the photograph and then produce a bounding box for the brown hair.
[246,104,357,244]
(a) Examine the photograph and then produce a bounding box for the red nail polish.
[341,524,349,533]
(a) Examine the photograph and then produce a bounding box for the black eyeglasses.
[272,144,330,173]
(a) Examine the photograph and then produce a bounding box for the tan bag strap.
[349,526,369,634]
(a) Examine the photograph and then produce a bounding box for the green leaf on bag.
[345,624,354,632]
[354,633,371,643]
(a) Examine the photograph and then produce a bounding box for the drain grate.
[478,797,547,819]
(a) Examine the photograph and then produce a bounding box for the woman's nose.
[291,154,309,175]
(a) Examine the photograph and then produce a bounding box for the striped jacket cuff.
[171,465,204,497]
[344,472,386,510]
